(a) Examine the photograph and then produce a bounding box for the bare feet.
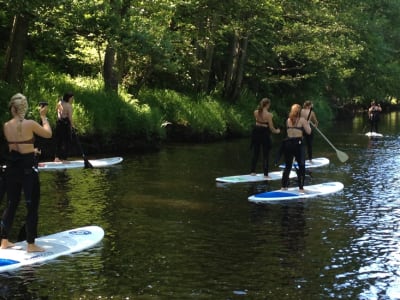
[299,189,305,194]
[0,239,15,249]
[264,175,272,180]
[27,243,45,253]
[281,187,288,191]
[54,157,62,163]
[250,173,256,176]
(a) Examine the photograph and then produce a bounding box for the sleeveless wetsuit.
[1,150,40,244]
[250,121,272,176]
[55,117,72,160]
[281,120,306,189]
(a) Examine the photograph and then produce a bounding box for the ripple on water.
[326,136,400,299]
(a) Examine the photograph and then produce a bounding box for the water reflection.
[1,113,400,299]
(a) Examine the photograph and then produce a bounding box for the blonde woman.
[281,104,311,193]
[250,98,280,178]
[1,93,52,252]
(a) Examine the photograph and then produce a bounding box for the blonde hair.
[289,104,301,124]
[9,93,28,120]
[9,93,28,136]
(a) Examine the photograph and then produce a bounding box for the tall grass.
[139,89,251,141]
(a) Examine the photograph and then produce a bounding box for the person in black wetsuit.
[1,93,52,252]
[281,104,311,193]
[300,100,319,163]
[368,101,382,133]
[250,98,281,178]
[54,92,74,162]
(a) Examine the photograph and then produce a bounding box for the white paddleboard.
[365,132,383,137]
[38,157,123,170]
[279,157,329,169]
[248,181,344,202]
[216,170,296,183]
[0,225,104,273]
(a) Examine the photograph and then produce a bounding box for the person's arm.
[32,106,52,138]
[68,106,74,128]
[267,113,280,134]
[310,111,318,127]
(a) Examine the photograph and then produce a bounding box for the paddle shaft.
[310,122,349,162]
[311,124,339,151]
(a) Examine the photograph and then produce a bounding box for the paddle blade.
[84,158,93,169]
[337,150,349,163]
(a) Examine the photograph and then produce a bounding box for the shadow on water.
[0,112,400,299]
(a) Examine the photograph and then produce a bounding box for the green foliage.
[139,88,250,139]
[8,60,163,149]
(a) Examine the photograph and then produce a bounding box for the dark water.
[1,112,400,299]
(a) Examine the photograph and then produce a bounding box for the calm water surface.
[1,112,400,299]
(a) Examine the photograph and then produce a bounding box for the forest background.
[0,0,399,156]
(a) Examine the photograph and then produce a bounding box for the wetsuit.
[369,107,380,132]
[250,122,271,176]
[281,122,306,190]
[303,109,314,161]
[55,117,72,160]
[1,139,40,244]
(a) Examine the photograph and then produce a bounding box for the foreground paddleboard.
[38,157,123,170]
[365,132,383,137]
[216,170,296,183]
[279,157,329,169]
[0,225,104,273]
[248,181,344,202]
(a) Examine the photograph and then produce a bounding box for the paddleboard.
[365,132,383,137]
[248,181,344,202]
[216,170,296,183]
[279,157,329,169]
[38,157,123,170]
[0,225,104,273]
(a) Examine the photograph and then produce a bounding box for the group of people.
[250,98,318,194]
[250,97,383,192]
[0,92,74,252]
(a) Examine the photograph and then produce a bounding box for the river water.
[0,112,400,299]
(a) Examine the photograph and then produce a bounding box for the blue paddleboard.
[248,181,344,202]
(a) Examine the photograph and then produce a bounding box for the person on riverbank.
[281,104,311,193]
[54,92,74,163]
[300,100,318,163]
[250,98,281,178]
[1,93,52,252]
[368,101,382,133]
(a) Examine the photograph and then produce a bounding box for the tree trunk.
[230,36,248,101]
[223,32,248,102]
[223,32,240,101]
[103,45,118,92]
[1,13,30,90]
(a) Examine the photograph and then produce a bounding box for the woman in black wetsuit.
[54,92,74,162]
[281,104,311,193]
[1,93,52,252]
[250,98,281,178]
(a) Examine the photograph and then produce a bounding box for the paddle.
[310,122,349,163]
[72,128,93,168]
